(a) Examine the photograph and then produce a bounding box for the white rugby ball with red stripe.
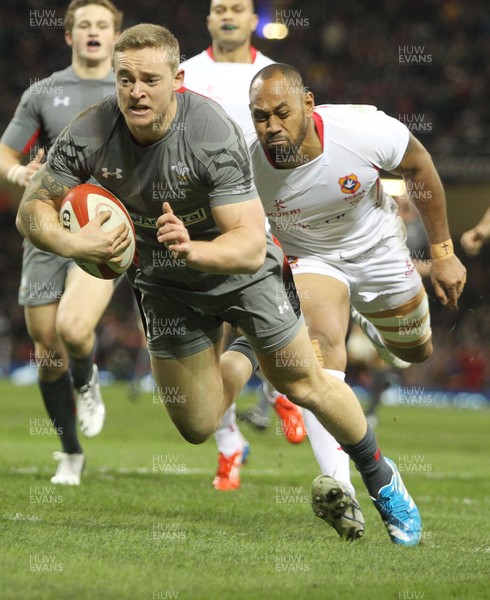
[60,183,136,280]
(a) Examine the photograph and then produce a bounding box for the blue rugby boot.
[371,457,422,546]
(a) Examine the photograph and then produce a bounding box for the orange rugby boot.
[212,449,243,491]
[273,394,307,444]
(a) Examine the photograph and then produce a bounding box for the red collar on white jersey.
[206,45,258,63]
[313,111,324,150]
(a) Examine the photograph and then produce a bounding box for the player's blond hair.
[112,24,180,74]
[64,0,124,33]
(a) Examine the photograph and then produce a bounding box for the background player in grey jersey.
[0,0,123,485]
[17,23,423,546]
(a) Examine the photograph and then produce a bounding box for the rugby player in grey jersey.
[17,24,422,545]
[0,0,123,485]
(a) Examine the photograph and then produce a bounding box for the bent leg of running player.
[25,302,84,484]
[356,287,433,363]
[292,272,354,489]
[150,334,255,444]
[56,266,115,437]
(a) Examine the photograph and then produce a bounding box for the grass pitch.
[0,379,488,600]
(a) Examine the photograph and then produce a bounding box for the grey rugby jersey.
[46,91,260,287]
[1,66,115,155]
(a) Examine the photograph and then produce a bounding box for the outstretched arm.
[391,133,466,309]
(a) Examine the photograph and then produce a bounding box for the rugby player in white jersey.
[181,0,274,146]
[17,24,424,545]
[0,0,123,485]
[181,0,313,493]
[248,62,467,526]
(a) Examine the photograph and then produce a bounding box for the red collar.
[312,111,324,149]
[206,45,258,63]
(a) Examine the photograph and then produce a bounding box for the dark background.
[0,0,488,393]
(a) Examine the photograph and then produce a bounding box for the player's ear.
[173,68,185,90]
[304,91,315,117]
[250,13,259,33]
[65,30,73,47]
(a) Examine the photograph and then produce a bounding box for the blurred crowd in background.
[0,0,488,394]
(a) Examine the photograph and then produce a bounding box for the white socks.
[214,403,244,457]
[303,369,354,495]
[213,368,354,498]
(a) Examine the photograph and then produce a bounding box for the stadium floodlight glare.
[262,22,288,39]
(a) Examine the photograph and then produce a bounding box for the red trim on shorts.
[206,45,258,63]
[22,129,41,155]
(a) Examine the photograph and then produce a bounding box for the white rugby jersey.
[180,47,274,145]
[249,104,410,259]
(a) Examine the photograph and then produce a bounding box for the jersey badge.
[171,161,190,181]
[338,173,361,194]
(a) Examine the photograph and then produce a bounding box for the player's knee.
[390,336,433,363]
[56,313,93,350]
[272,375,324,412]
[315,334,347,370]
[177,422,215,445]
[27,321,58,350]
[309,328,345,354]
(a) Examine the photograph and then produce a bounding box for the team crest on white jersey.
[101,167,123,179]
[53,96,70,107]
[171,161,190,181]
[338,173,361,194]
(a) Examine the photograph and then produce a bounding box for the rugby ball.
[60,183,136,279]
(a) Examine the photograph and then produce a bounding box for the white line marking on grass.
[9,465,312,478]
[8,512,43,522]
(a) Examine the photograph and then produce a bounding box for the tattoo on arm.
[35,172,66,200]
[25,169,70,205]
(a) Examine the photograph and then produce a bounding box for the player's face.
[114,47,184,145]
[207,0,258,50]
[250,75,313,165]
[65,4,117,64]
